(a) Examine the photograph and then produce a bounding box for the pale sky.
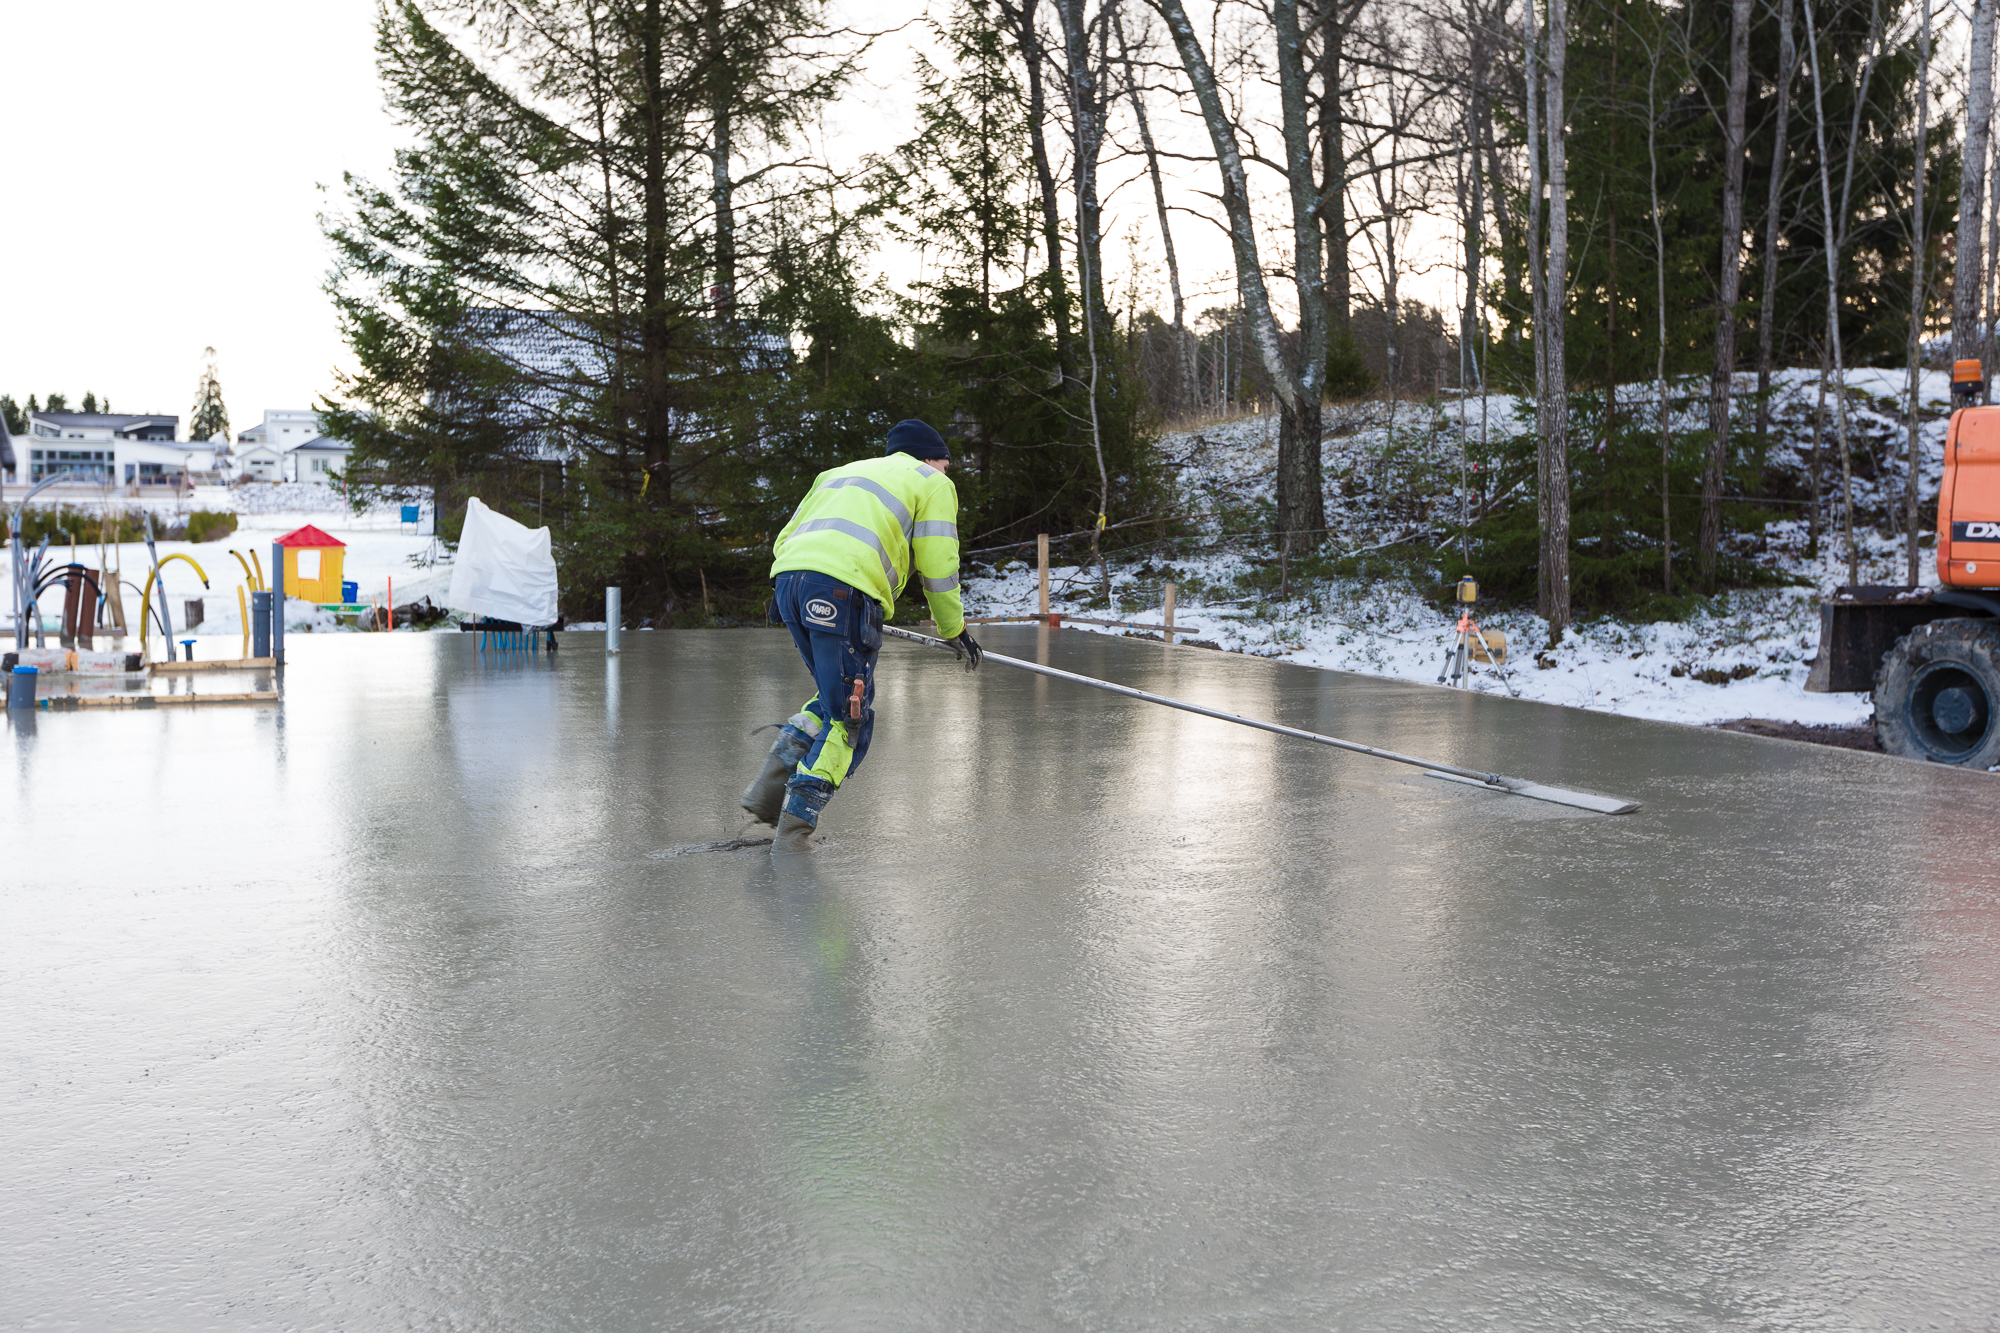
[0,0,1455,442]
[1,0,401,433]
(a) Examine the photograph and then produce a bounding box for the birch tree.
[1698,0,1754,590]
[1804,0,1879,585]
[1054,0,1115,561]
[1533,0,1572,633]
[1113,5,1195,415]
[1754,0,1799,462]
[1956,0,1997,360]
[994,0,1078,382]
[1907,0,1931,585]
[1151,0,1329,549]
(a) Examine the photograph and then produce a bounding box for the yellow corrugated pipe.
[226,548,265,592]
[140,554,210,661]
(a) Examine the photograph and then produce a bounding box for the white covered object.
[446,497,559,626]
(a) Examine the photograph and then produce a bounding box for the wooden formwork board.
[40,691,281,711]
[148,658,277,674]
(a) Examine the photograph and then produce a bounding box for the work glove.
[950,630,984,672]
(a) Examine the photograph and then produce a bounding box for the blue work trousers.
[772,570,883,786]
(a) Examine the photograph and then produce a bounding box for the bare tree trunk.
[1908,0,1931,586]
[1456,100,1479,567]
[1957,0,1998,361]
[1648,16,1671,594]
[1986,115,2000,365]
[1754,0,1797,462]
[1541,0,1571,636]
[1320,10,1351,333]
[1462,85,1485,395]
[1151,0,1293,402]
[1810,355,1825,559]
[1114,7,1193,416]
[1153,0,1325,544]
[1480,86,1524,341]
[1056,0,1112,585]
[1805,0,1861,584]
[638,0,674,501]
[705,0,735,319]
[1524,0,1549,611]
[1273,0,1329,548]
[1700,0,1752,590]
[996,0,1076,384]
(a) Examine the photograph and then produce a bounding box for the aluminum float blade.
[885,625,1640,816]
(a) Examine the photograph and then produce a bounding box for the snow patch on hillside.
[962,367,1951,728]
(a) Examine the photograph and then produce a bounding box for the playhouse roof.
[276,524,346,548]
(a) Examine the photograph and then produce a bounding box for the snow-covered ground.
[3,366,1958,729]
[964,367,1957,729]
[7,507,442,650]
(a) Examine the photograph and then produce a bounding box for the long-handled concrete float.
[887,625,1639,816]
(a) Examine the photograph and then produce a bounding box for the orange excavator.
[1808,358,2000,765]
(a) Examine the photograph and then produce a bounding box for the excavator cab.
[1938,360,2000,590]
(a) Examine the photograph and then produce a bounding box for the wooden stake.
[1163,582,1177,641]
[1037,534,1051,620]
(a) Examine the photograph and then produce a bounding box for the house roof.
[32,412,177,433]
[291,436,351,452]
[276,524,345,548]
[452,307,788,438]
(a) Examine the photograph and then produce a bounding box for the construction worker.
[742,419,983,851]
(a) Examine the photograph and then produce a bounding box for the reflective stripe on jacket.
[770,454,966,638]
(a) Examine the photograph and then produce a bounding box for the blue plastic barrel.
[342,580,359,603]
[7,665,37,710]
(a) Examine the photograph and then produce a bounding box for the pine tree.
[0,395,22,435]
[45,393,68,412]
[188,348,230,443]
[81,391,98,414]
[323,0,857,617]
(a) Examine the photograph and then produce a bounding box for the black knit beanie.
[885,419,950,460]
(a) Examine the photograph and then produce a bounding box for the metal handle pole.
[270,542,285,666]
[884,625,1636,815]
[606,587,621,655]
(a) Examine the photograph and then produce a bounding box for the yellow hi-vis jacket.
[770,453,966,638]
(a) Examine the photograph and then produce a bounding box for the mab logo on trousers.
[804,597,840,627]
[1953,521,2000,541]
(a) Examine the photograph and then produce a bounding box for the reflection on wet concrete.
[5,628,1999,1328]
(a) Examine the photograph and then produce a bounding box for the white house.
[289,436,352,482]
[234,434,352,483]
[20,411,218,489]
[239,444,283,483]
[237,410,322,450]
[28,410,177,444]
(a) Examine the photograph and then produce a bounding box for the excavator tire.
[1874,616,2000,767]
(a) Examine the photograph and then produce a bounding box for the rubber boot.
[741,714,820,825]
[773,776,834,854]
[772,811,816,853]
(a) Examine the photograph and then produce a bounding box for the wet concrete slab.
[5,626,1999,1329]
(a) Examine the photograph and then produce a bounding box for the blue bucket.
[7,664,38,710]
[342,581,359,604]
